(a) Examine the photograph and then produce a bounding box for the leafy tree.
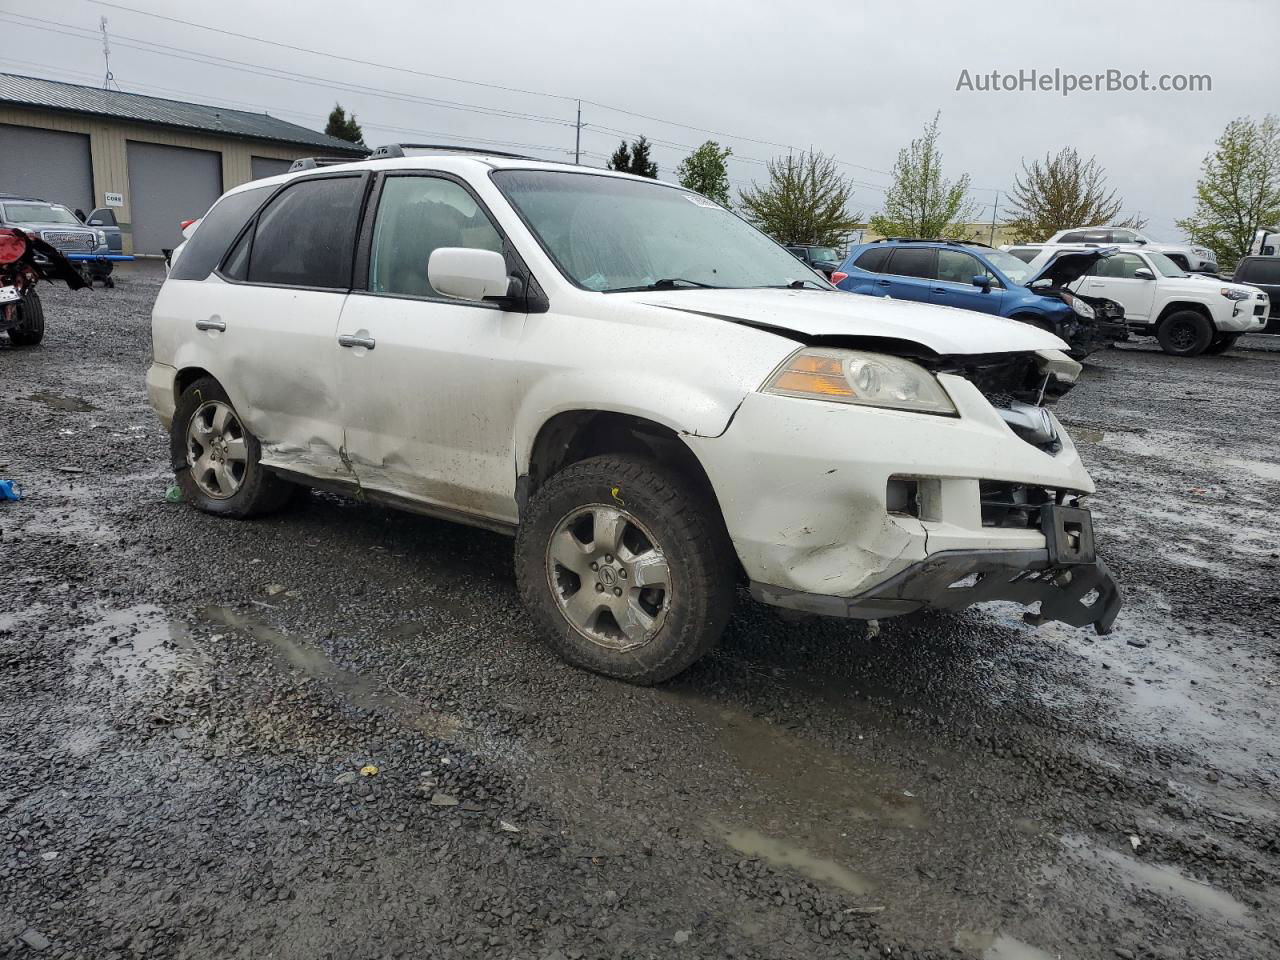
[737,151,861,246]
[870,112,976,239]
[325,103,365,146]
[1176,115,1280,270]
[1004,147,1123,242]
[677,140,733,207]
[606,136,658,178]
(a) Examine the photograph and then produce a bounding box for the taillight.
[179,219,196,231]
[0,228,28,265]
[830,271,849,285]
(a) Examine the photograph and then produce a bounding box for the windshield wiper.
[605,277,719,293]
[761,278,828,290]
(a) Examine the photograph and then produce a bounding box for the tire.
[515,454,735,684]
[170,376,294,518]
[1157,310,1214,356]
[7,290,45,346]
[1203,333,1241,355]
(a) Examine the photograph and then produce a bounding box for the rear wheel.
[170,376,294,518]
[515,454,735,684]
[7,290,45,346]
[1203,333,1241,355]
[1157,310,1214,356]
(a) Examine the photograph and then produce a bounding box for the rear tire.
[7,290,45,346]
[1203,333,1241,355]
[170,376,294,518]
[515,454,735,684]
[1157,310,1214,356]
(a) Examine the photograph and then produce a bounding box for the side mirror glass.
[1133,267,1155,280]
[428,247,512,302]
[971,274,992,290]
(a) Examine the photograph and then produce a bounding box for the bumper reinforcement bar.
[751,548,1122,635]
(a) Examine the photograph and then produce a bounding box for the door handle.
[876,279,891,286]
[338,333,376,350]
[195,318,226,332]
[932,287,947,293]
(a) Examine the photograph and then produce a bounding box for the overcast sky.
[4,0,1276,241]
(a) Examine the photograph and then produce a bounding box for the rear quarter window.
[853,247,889,273]
[169,185,274,281]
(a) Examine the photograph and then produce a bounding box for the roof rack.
[370,142,541,161]
[870,237,992,247]
[288,156,363,172]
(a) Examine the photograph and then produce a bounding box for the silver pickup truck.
[0,194,132,286]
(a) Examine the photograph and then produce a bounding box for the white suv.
[146,146,1121,682]
[1028,247,1267,356]
[1042,226,1217,274]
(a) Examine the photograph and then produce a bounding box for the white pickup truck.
[1024,247,1267,356]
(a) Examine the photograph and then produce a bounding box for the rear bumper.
[146,361,177,430]
[751,549,1121,635]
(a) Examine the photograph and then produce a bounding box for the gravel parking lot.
[2,269,1278,960]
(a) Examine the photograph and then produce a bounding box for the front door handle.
[877,279,891,286]
[338,333,376,350]
[195,318,226,331]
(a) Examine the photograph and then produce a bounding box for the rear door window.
[853,247,889,273]
[885,246,936,279]
[171,185,273,281]
[1239,259,1280,284]
[244,175,365,289]
[1060,230,1107,243]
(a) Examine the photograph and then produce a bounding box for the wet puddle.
[1222,457,1280,483]
[199,605,457,737]
[715,822,871,895]
[74,604,198,683]
[954,930,1057,960]
[28,391,97,413]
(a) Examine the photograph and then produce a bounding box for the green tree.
[606,136,658,178]
[676,140,733,207]
[737,151,861,246]
[1005,147,1123,242]
[870,112,976,238]
[325,103,365,146]
[1176,115,1280,270]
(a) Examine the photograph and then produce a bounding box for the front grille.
[983,390,1015,410]
[41,230,94,251]
[980,481,1064,528]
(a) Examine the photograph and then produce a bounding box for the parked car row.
[0,193,131,289]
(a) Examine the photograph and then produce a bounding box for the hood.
[1029,246,1119,288]
[633,287,1069,355]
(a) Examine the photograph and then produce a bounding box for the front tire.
[170,376,293,518]
[7,290,45,346]
[515,454,735,684]
[1203,333,1241,355]
[1157,310,1214,356]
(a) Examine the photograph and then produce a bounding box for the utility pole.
[989,191,999,246]
[100,17,116,90]
[574,100,581,165]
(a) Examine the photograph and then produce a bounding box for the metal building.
[0,73,366,255]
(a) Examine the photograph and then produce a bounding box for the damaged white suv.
[148,146,1121,683]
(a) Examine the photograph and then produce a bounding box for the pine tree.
[325,104,365,146]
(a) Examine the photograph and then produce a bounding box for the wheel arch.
[1155,300,1214,328]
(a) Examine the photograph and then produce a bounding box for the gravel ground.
[2,268,1278,960]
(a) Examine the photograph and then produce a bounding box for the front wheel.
[6,290,45,346]
[1203,333,1241,355]
[515,454,735,684]
[170,376,294,518]
[1157,310,1214,356]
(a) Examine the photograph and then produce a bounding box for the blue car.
[832,238,1128,358]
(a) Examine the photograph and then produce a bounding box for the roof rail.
[870,237,992,247]
[370,142,541,161]
[288,156,363,172]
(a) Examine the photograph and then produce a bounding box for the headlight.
[1193,247,1213,258]
[95,229,107,244]
[1060,291,1095,319]
[1220,288,1251,301]
[762,348,957,416]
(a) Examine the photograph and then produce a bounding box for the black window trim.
[349,169,535,312]
[214,170,373,293]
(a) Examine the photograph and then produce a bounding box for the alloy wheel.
[186,400,248,499]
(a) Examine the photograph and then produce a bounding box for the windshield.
[492,170,828,292]
[982,248,1036,285]
[1,202,81,225]
[1147,252,1187,277]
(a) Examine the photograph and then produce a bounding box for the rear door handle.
[876,279,891,286]
[195,318,226,331]
[338,334,376,350]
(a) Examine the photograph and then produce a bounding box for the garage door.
[250,156,294,180]
[127,141,223,255]
[0,124,93,212]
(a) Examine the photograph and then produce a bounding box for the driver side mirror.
[428,247,513,302]
[971,274,992,291]
[1133,267,1155,280]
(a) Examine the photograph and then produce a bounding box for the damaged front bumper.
[751,548,1121,635]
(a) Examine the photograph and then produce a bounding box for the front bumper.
[752,549,1121,635]
[687,375,1117,633]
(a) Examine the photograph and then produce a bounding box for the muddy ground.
[1,268,1277,960]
